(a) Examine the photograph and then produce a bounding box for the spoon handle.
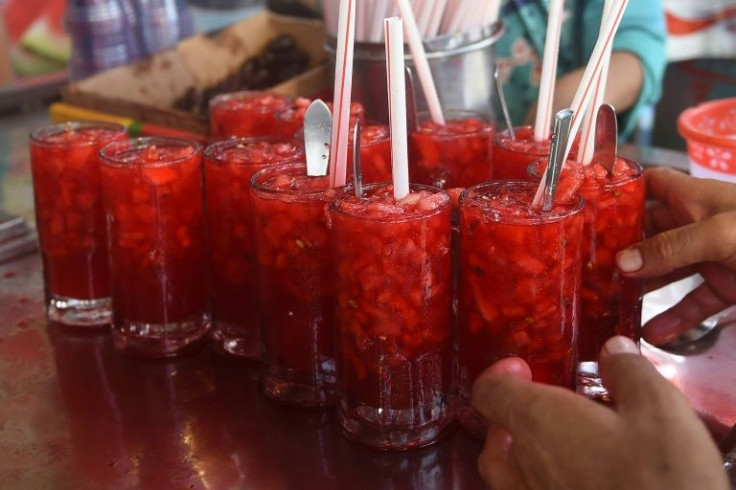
[720,423,736,486]
[542,109,574,212]
[352,120,363,197]
[494,65,515,140]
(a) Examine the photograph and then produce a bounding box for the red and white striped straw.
[328,0,357,188]
[562,0,629,161]
[532,0,630,207]
[395,0,445,125]
[578,0,615,165]
[385,16,410,199]
[533,0,565,141]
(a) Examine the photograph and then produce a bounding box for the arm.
[552,50,644,113]
[525,1,667,136]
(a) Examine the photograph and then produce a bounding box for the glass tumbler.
[29,121,126,326]
[100,137,209,357]
[204,137,303,359]
[330,183,454,449]
[250,162,338,407]
[457,181,584,438]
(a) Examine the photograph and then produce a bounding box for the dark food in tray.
[173,35,310,117]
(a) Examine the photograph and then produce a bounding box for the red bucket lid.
[678,98,736,149]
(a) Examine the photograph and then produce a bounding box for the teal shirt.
[496,0,667,137]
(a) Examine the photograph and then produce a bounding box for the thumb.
[616,212,736,278]
[598,337,687,415]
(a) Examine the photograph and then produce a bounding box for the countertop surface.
[0,107,733,489]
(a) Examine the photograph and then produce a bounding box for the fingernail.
[616,248,643,273]
[601,336,640,357]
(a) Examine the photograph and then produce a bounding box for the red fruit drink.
[347,123,391,184]
[575,158,644,397]
[209,91,293,139]
[281,107,390,184]
[409,110,494,190]
[492,126,552,180]
[272,97,312,138]
[204,138,304,359]
[250,162,337,407]
[100,137,209,357]
[273,100,366,139]
[493,126,581,180]
[29,121,127,326]
[457,181,583,438]
[330,184,454,449]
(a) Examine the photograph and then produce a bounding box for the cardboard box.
[63,12,329,136]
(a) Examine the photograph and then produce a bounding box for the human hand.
[615,167,736,345]
[471,336,728,490]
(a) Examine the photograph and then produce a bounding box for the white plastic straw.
[532,0,630,207]
[439,0,461,35]
[356,0,367,42]
[415,0,434,36]
[533,0,565,141]
[328,0,357,188]
[578,0,615,165]
[395,0,445,125]
[370,0,390,42]
[443,0,470,35]
[482,0,501,26]
[426,0,448,38]
[460,0,483,31]
[323,0,339,36]
[385,17,410,200]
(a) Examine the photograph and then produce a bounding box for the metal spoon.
[494,64,515,140]
[660,306,736,354]
[541,109,574,212]
[352,120,363,197]
[303,99,332,177]
[405,66,419,131]
[719,421,736,485]
[594,103,617,175]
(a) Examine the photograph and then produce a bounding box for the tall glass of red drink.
[29,121,127,326]
[347,123,391,184]
[250,162,337,407]
[274,100,367,139]
[330,183,454,449]
[492,126,553,180]
[273,97,312,138]
[99,137,209,357]
[409,110,495,190]
[576,158,645,398]
[209,91,293,139]
[204,138,304,359]
[457,181,583,438]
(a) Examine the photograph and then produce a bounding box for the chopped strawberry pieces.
[458,181,583,399]
[30,124,125,298]
[330,184,453,410]
[410,117,495,189]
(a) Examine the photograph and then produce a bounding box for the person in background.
[472,167,736,489]
[496,0,667,138]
